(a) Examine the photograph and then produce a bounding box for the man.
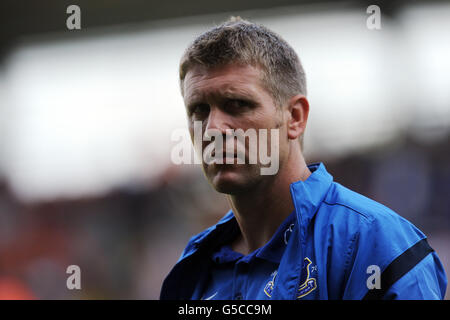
[160,17,447,300]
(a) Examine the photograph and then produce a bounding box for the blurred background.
[0,0,449,299]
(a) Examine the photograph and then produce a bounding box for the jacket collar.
[188,162,333,257]
[270,162,333,299]
[190,210,235,251]
[290,162,333,230]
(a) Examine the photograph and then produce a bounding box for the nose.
[204,107,232,136]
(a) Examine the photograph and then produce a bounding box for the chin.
[212,179,245,195]
[207,165,259,195]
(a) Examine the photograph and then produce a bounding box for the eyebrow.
[185,87,258,106]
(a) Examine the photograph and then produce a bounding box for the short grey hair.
[179,16,307,108]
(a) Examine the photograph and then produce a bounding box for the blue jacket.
[160,163,447,300]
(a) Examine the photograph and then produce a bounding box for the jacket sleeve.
[342,208,447,300]
[382,252,447,300]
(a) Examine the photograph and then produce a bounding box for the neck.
[227,149,311,255]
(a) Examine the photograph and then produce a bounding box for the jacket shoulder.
[316,182,438,299]
[322,182,424,239]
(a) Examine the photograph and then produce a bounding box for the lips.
[215,148,246,157]
[206,149,246,164]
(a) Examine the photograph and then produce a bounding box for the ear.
[286,94,309,140]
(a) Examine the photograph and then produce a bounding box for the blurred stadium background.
[0,0,449,299]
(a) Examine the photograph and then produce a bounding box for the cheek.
[240,108,280,130]
[188,125,205,157]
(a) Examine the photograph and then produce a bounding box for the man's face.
[183,63,289,194]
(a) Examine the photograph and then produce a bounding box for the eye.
[189,103,210,118]
[225,99,250,111]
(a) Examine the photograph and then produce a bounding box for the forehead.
[183,63,267,102]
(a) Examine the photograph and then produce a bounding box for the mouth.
[203,140,247,165]
[207,150,245,165]
[222,154,239,162]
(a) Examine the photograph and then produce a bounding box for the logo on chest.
[297,257,317,299]
[263,270,278,298]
